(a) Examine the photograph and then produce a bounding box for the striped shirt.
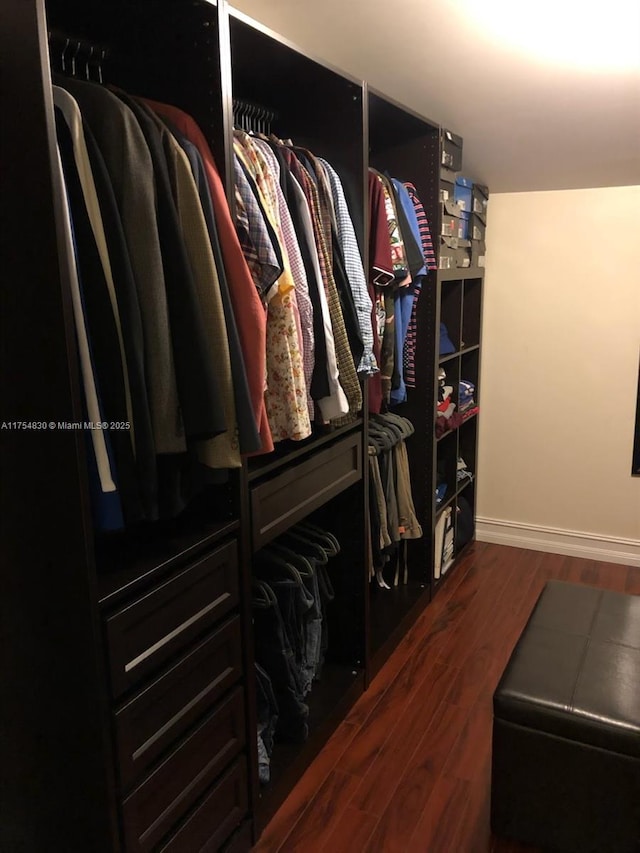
[403,183,436,389]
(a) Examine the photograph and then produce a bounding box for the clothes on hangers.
[403,182,437,389]
[367,413,422,587]
[52,76,278,530]
[367,171,436,409]
[319,158,377,377]
[232,132,374,436]
[251,522,338,778]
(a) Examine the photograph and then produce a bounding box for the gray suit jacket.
[60,77,185,455]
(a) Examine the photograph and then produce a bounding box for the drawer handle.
[123,593,230,675]
[131,665,235,762]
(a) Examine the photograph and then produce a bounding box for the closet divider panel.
[1,1,120,850]
[366,87,440,675]
[227,8,369,831]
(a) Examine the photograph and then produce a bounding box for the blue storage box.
[454,176,473,212]
[459,210,470,239]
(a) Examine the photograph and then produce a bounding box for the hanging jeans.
[252,580,309,743]
[255,662,279,784]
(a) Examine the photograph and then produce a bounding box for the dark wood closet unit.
[2,1,252,851]
[225,9,369,831]
[433,268,483,591]
[1,2,484,849]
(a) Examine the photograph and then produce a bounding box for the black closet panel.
[1,2,120,851]
[229,10,366,256]
[47,0,230,188]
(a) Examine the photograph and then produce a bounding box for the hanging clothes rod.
[232,98,278,135]
[48,31,109,84]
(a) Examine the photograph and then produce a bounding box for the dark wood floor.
[252,542,640,852]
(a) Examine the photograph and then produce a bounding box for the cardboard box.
[454,176,473,212]
[440,200,464,238]
[472,183,489,221]
[439,236,458,270]
[440,167,457,203]
[470,213,486,242]
[441,129,463,171]
[471,240,486,268]
[440,179,454,204]
[456,245,471,268]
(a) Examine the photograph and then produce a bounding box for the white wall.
[477,186,640,564]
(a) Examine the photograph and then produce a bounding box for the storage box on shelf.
[440,167,457,203]
[454,175,474,212]
[442,128,463,171]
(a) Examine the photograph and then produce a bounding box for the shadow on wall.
[633,353,640,476]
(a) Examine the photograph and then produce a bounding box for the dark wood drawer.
[115,616,243,792]
[159,758,249,853]
[122,687,246,853]
[105,540,238,698]
[251,432,362,549]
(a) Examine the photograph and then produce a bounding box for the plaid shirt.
[234,132,312,442]
[252,138,315,420]
[319,158,377,377]
[233,156,281,298]
[285,149,362,421]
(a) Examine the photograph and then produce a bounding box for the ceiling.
[231,0,640,193]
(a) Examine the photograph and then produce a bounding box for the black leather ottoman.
[491,580,640,853]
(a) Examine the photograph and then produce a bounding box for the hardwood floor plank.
[363,701,468,852]
[441,697,493,782]
[625,565,640,594]
[252,722,360,852]
[320,806,379,853]
[274,769,361,853]
[458,751,493,853]
[406,773,472,853]
[337,629,442,779]
[349,661,456,814]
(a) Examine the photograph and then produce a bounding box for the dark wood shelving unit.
[2,2,485,850]
[432,267,484,595]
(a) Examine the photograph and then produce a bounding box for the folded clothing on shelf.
[458,379,475,413]
[439,322,456,355]
[435,482,448,505]
[457,456,474,484]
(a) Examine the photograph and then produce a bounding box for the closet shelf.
[432,537,475,592]
[247,419,363,483]
[436,410,478,442]
[435,476,474,521]
[96,517,239,610]
[437,267,484,282]
[438,343,480,365]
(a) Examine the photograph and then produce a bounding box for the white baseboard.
[475,517,640,567]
